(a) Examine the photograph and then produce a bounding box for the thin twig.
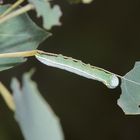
[0,0,25,17]
[0,82,15,111]
[0,4,34,24]
[0,50,38,58]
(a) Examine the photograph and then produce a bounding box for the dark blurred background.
[1,0,140,140]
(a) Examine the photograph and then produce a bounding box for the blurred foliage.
[11,71,64,140]
[28,0,62,29]
[1,0,140,140]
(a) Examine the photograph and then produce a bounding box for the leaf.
[11,70,64,140]
[28,0,62,30]
[0,5,51,71]
[0,57,27,71]
[118,62,140,115]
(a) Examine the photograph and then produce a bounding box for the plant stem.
[0,4,34,24]
[0,0,25,17]
[0,82,15,111]
[0,50,38,58]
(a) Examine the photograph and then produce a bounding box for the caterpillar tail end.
[108,74,119,89]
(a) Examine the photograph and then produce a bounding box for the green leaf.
[11,71,64,140]
[0,57,27,71]
[28,0,62,30]
[118,62,140,115]
[0,5,51,71]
